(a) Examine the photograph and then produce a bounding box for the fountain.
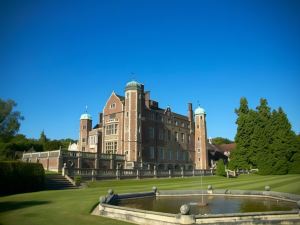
[190,170,207,207]
[198,170,207,207]
[93,187,300,225]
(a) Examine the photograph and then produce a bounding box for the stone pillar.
[92,169,95,181]
[110,154,114,169]
[153,165,157,178]
[94,154,99,169]
[116,165,120,180]
[136,169,140,179]
[77,152,82,168]
[192,168,195,176]
[46,156,49,171]
[168,169,172,178]
[62,163,67,176]
[181,166,184,178]
[58,154,63,172]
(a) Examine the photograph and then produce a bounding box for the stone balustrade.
[63,164,213,181]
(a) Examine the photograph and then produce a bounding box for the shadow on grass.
[0,200,51,213]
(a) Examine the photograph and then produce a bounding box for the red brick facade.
[78,81,209,169]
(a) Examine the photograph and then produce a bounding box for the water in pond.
[117,195,297,215]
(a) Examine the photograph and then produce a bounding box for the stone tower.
[78,112,92,152]
[124,80,142,168]
[194,106,209,169]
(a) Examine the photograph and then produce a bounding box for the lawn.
[1,174,300,225]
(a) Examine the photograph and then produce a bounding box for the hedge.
[0,161,45,195]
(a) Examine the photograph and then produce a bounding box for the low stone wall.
[22,150,62,172]
[96,204,195,225]
[93,189,300,225]
[22,150,125,172]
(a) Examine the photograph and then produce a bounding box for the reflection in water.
[117,195,297,215]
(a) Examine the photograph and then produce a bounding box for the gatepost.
[153,165,157,178]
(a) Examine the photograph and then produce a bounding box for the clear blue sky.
[0,0,299,141]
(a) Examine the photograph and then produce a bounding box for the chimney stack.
[188,103,193,122]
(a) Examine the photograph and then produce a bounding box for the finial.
[197,100,200,107]
[130,72,135,81]
[85,105,88,113]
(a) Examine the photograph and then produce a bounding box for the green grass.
[44,170,60,175]
[1,174,300,225]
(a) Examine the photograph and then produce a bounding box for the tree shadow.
[0,200,51,213]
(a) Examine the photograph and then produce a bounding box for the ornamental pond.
[95,189,300,225]
[116,195,297,215]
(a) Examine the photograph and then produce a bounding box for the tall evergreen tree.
[289,134,300,173]
[232,97,300,174]
[39,130,48,144]
[231,97,253,169]
[271,108,300,174]
[253,98,273,174]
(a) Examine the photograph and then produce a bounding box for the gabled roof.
[116,94,125,102]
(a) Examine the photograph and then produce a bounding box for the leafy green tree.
[0,99,24,140]
[216,160,226,176]
[212,137,233,145]
[43,140,61,151]
[0,134,44,160]
[58,138,77,150]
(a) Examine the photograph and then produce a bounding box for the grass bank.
[1,174,300,225]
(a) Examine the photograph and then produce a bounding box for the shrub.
[216,160,226,177]
[0,161,45,195]
[74,175,81,186]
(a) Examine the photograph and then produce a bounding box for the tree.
[252,98,272,172]
[216,160,226,176]
[39,130,48,143]
[0,99,24,140]
[232,97,254,169]
[43,140,61,151]
[212,137,233,145]
[232,97,300,174]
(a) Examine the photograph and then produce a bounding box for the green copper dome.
[195,106,206,115]
[80,113,92,120]
[125,80,142,91]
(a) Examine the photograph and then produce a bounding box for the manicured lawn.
[1,174,300,225]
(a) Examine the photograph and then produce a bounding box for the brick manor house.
[71,80,209,170]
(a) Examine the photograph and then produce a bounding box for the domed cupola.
[194,106,206,115]
[125,80,142,91]
[80,113,92,120]
[80,106,92,120]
